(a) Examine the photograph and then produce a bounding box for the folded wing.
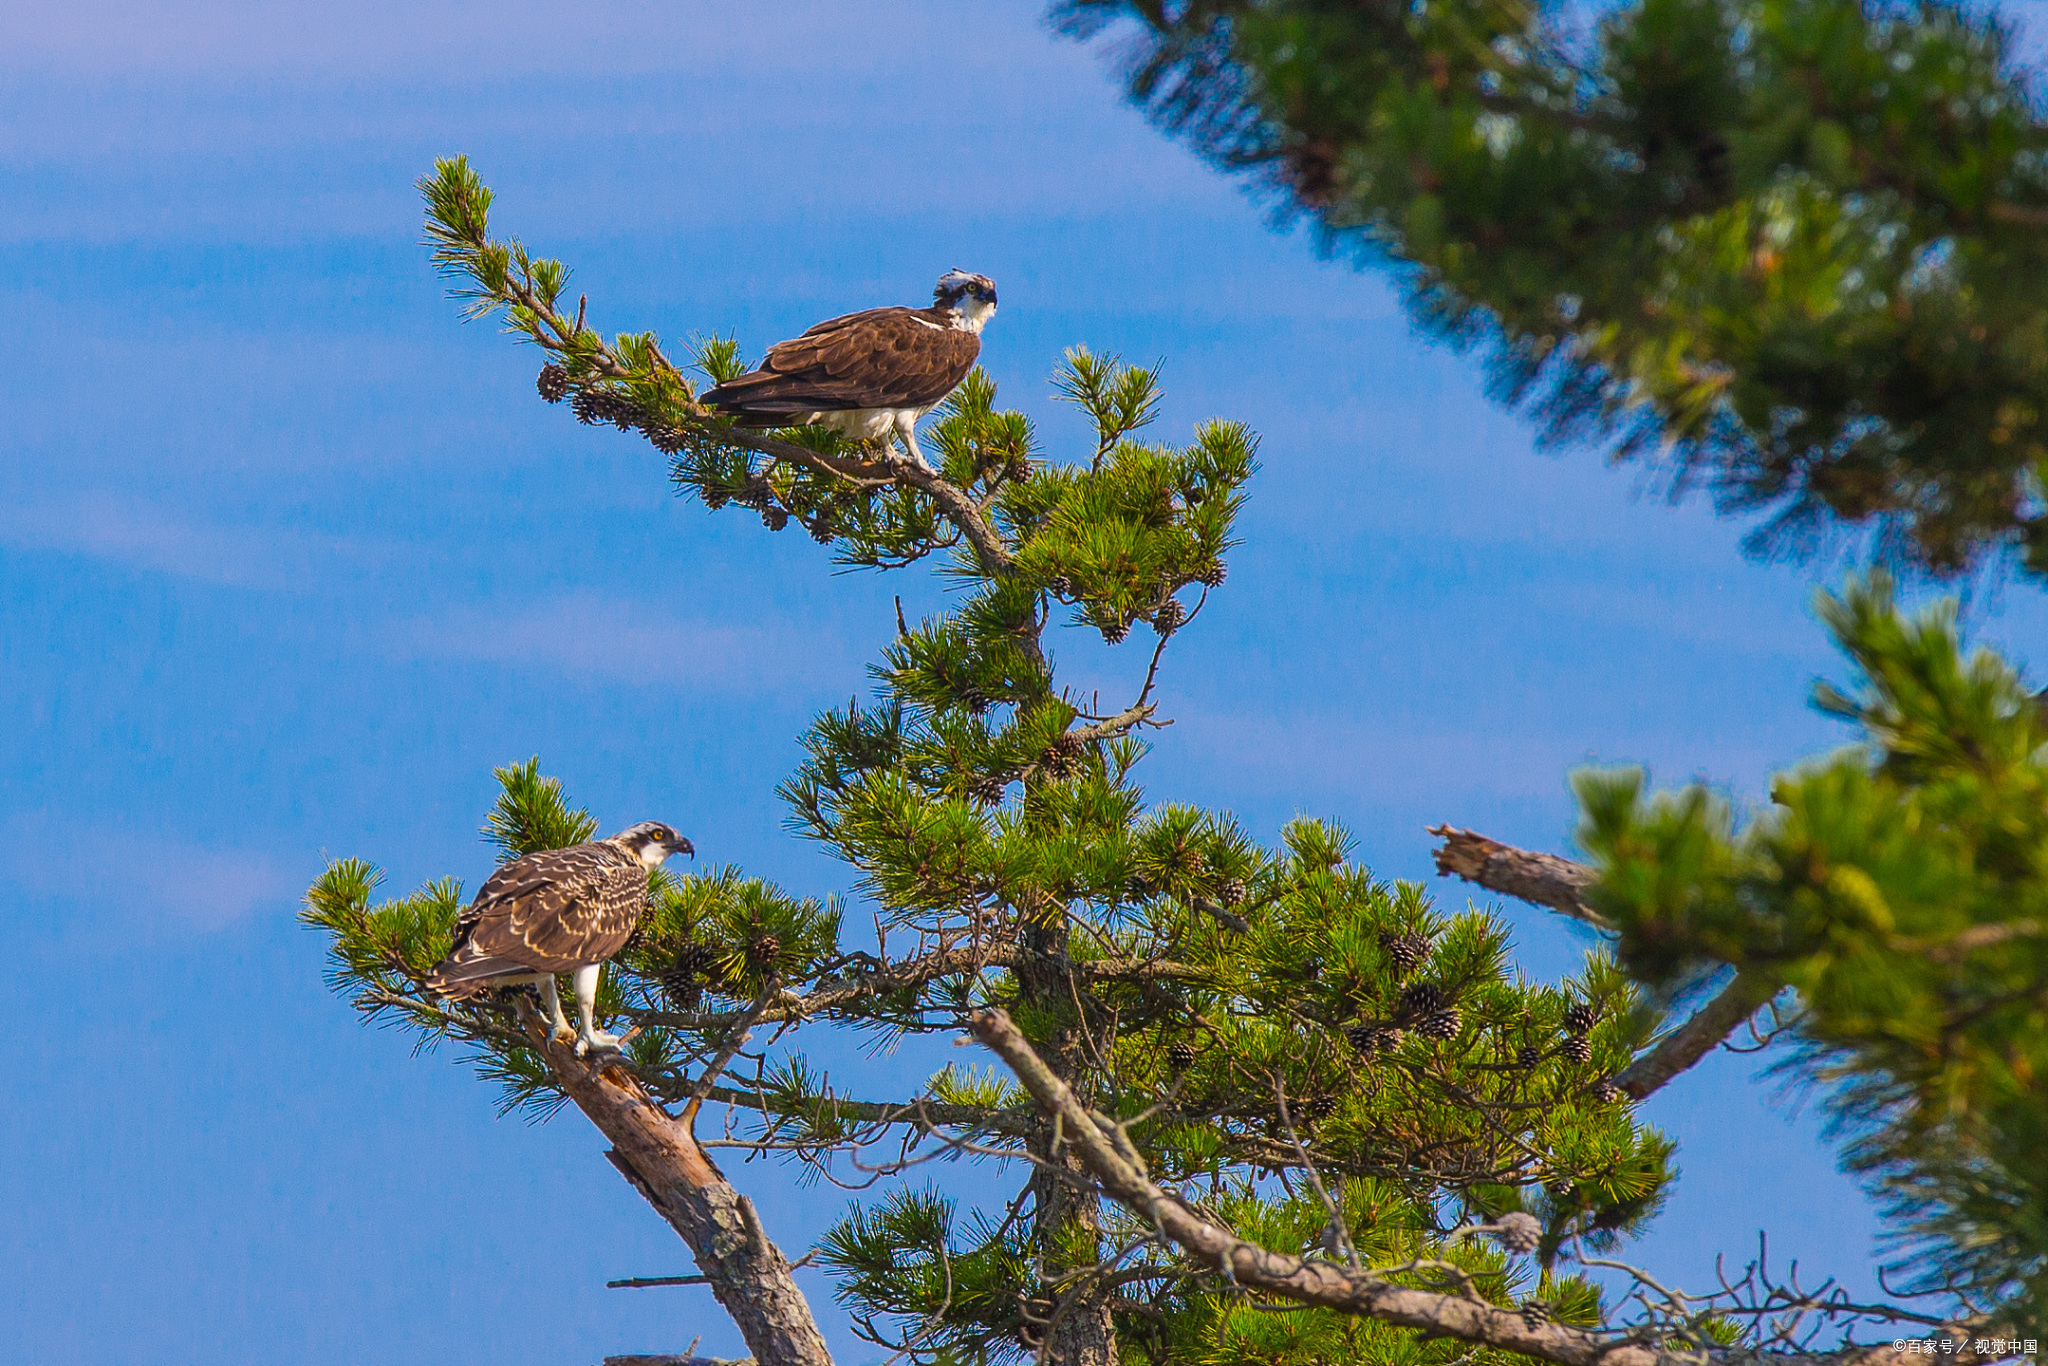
[703,307,981,417]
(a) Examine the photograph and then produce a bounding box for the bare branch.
[1613,971,1780,1101]
[1427,825,1609,930]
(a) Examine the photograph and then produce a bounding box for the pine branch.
[968,1006,2002,1366]
[1427,825,1608,930]
[509,1001,834,1366]
[1611,971,1780,1102]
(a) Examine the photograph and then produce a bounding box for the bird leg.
[572,962,625,1057]
[894,418,934,474]
[537,974,575,1044]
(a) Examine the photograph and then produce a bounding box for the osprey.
[701,269,997,471]
[425,821,695,1056]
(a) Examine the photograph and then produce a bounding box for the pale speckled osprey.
[701,269,998,471]
[424,821,694,1056]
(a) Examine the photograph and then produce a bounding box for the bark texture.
[530,1024,833,1366]
[1428,824,1608,928]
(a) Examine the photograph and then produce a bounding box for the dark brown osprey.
[424,821,694,1056]
[701,270,997,470]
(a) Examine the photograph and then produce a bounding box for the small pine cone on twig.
[1493,1211,1543,1255]
[1560,1034,1593,1065]
[1590,1079,1626,1105]
[703,486,730,510]
[960,687,990,715]
[1046,574,1073,598]
[809,520,836,544]
[1515,1043,1542,1070]
[647,423,687,454]
[1216,875,1247,907]
[1379,930,1431,976]
[1100,619,1129,644]
[1345,1023,1402,1055]
[745,934,782,971]
[1417,1007,1462,1040]
[1197,561,1227,587]
[1167,1041,1198,1072]
[1563,1000,1599,1035]
[537,363,569,403]
[1004,455,1032,483]
[1153,598,1185,635]
[763,508,789,531]
[970,775,1007,806]
[1398,982,1446,1018]
[1296,1093,1337,1123]
[1520,1301,1552,1330]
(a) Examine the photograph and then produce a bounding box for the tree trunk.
[530,1026,834,1366]
[1017,923,1119,1366]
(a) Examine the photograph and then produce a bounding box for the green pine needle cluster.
[1061,0,2048,575]
[1579,573,2048,1320]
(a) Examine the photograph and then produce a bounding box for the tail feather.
[423,953,546,998]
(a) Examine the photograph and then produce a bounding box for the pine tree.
[1057,0,2048,576]
[304,160,1685,1366]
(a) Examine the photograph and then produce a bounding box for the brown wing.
[425,842,647,991]
[702,307,980,415]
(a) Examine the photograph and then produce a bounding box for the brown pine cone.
[1398,982,1446,1017]
[1379,930,1431,975]
[1563,1000,1599,1035]
[537,363,569,402]
[1167,1041,1198,1072]
[1560,1035,1593,1065]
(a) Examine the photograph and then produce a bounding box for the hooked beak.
[673,836,696,860]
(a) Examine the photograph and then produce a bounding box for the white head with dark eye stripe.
[613,821,696,868]
[933,270,997,334]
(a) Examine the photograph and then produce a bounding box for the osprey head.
[933,270,997,333]
[612,821,696,868]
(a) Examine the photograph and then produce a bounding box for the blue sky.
[6,3,2048,1363]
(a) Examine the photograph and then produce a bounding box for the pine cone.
[536,363,569,402]
[1590,1080,1625,1105]
[1379,930,1431,976]
[703,487,730,510]
[1345,1023,1402,1055]
[1046,574,1074,598]
[746,934,781,970]
[971,775,1007,805]
[960,687,990,714]
[658,942,713,1010]
[1563,1001,1598,1035]
[1297,1093,1337,1122]
[1167,1041,1198,1072]
[647,424,686,454]
[1494,1211,1543,1255]
[1197,561,1227,587]
[1520,1301,1551,1330]
[1101,619,1129,644]
[809,520,836,544]
[1560,1034,1593,1065]
[1416,1007,1462,1040]
[1515,1043,1542,1069]
[1216,876,1247,907]
[1004,455,1032,482]
[763,508,788,531]
[570,391,604,424]
[1398,982,1446,1018]
[1153,598,1186,634]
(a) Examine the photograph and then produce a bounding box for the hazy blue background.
[5,3,2046,1362]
